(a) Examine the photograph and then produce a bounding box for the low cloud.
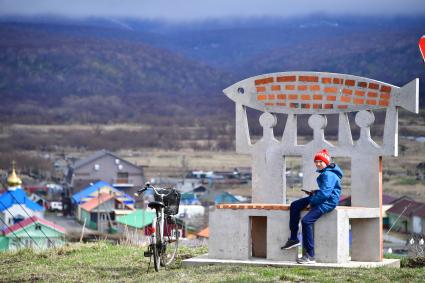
[1,0,425,21]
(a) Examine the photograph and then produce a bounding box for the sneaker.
[281,239,301,250]
[296,255,316,264]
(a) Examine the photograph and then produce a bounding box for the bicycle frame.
[151,205,165,248]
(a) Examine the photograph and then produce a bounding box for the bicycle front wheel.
[160,216,180,266]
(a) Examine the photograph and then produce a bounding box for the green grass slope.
[0,242,424,283]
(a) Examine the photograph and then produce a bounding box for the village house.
[72,181,135,211]
[116,209,186,243]
[77,192,135,233]
[386,197,425,234]
[68,150,145,195]
[0,216,65,251]
[116,209,156,237]
[339,194,398,227]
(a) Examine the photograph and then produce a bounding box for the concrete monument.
[187,72,419,267]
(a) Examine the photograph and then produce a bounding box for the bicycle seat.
[148,201,165,210]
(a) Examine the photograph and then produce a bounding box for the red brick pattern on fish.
[254,75,392,110]
[255,77,274,85]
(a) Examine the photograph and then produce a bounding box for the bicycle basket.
[154,188,181,215]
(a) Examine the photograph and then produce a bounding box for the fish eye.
[237,87,245,94]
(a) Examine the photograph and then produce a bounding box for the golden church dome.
[7,162,22,187]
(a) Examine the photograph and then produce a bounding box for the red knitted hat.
[314,149,330,165]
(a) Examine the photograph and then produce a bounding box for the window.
[116,172,129,184]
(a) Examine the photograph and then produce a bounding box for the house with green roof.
[116,209,186,238]
[116,209,156,230]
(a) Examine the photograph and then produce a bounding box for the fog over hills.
[0,15,424,124]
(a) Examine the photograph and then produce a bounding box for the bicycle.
[136,183,181,272]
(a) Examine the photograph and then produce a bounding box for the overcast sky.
[1,0,425,21]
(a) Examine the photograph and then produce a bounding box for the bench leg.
[209,209,250,260]
[315,211,350,263]
[267,214,298,261]
[351,218,382,262]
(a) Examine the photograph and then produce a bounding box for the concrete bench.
[209,204,380,263]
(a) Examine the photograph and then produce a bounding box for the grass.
[394,177,425,186]
[0,242,425,283]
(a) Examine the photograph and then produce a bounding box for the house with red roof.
[386,197,425,234]
[196,227,209,239]
[77,193,135,233]
[0,216,66,251]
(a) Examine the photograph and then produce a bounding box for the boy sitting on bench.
[281,149,343,264]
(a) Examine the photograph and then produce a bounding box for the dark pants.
[289,197,323,257]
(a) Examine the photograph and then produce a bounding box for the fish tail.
[397,78,419,113]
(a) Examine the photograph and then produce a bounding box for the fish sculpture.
[223,72,419,114]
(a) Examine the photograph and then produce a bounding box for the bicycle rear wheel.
[160,216,180,266]
[153,218,161,271]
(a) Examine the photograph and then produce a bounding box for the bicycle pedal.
[144,251,153,257]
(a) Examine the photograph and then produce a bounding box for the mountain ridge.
[0,16,424,124]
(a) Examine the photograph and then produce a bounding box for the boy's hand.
[301,189,314,196]
[302,189,319,196]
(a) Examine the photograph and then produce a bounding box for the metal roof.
[72,149,141,171]
[2,216,65,236]
[116,209,156,229]
[79,193,115,212]
[0,189,45,212]
[386,198,425,218]
[71,181,134,205]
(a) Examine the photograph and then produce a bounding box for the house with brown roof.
[77,193,135,233]
[386,197,425,234]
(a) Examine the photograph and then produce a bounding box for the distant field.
[0,115,424,201]
[9,123,153,132]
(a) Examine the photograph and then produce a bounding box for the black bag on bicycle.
[154,188,180,215]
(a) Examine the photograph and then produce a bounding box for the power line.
[386,203,411,235]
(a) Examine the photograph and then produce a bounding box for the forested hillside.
[0,16,424,125]
[0,22,233,124]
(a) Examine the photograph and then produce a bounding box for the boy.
[281,149,343,264]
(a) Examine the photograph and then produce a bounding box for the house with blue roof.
[71,181,135,219]
[214,192,240,205]
[0,166,44,230]
[72,181,135,205]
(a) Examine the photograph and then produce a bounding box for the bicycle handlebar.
[135,183,174,198]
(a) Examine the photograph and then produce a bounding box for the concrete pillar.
[351,218,382,261]
[351,156,383,261]
[267,213,297,261]
[208,209,250,260]
[315,210,350,263]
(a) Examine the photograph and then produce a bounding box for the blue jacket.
[309,163,343,213]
